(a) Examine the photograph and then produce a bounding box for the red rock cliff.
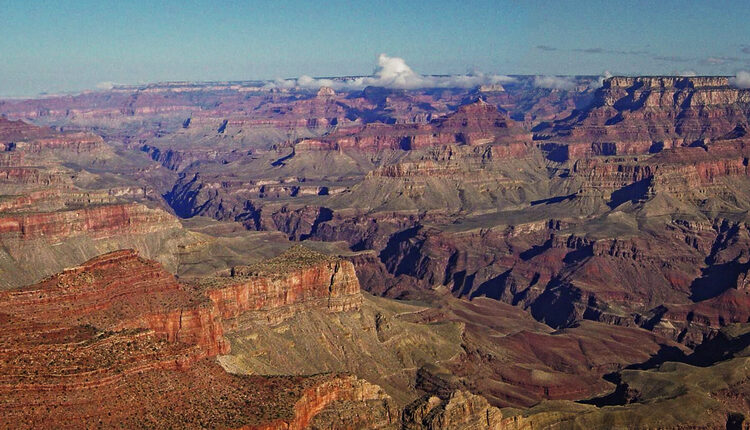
[0,247,375,428]
[0,202,180,240]
[537,76,750,159]
[206,245,362,326]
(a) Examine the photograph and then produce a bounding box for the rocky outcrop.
[373,207,750,346]
[0,117,103,153]
[402,391,505,429]
[251,375,396,430]
[605,75,732,89]
[0,203,180,240]
[0,246,362,369]
[0,166,71,186]
[369,143,531,178]
[0,249,229,359]
[206,245,362,325]
[537,76,750,159]
[297,99,531,151]
[0,247,381,428]
[0,117,57,143]
[571,148,750,205]
[141,144,249,171]
[23,132,103,153]
[0,187,155,212]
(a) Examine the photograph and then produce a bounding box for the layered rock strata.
[296,99,531,151]
[537,76,750,159]
[0,246,380,428]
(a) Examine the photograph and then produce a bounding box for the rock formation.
[203,245,362,325]
[402,391,505,429]
[296,99,531,151]
[0,202,178,240]
[0,117,103,153]
[536,76,750,159]
[0,247,400,428]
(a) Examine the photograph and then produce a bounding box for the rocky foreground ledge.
[0,246,393,428]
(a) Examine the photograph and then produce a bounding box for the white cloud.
[265,54,515,91]
[95,81,117,90]
[373,54,418,87]
[703,56,740,65]
[533,75,576,90]
[589,70,613,89]
[263,78,297,90]
[296,75,338,89]
[677,70,697,77]
[730,71,750,89]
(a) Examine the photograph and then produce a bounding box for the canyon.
[1,75,749,428]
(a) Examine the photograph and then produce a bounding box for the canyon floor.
[0,76,748,429]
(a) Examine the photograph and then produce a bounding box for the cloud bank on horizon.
[95,81,118,90]
[730,71,750,89]
[272,55,621,93]
[266,54,516,90]
[532,75,576,90]
[93,53,750,93]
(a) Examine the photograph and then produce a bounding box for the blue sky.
[2,0,750,97]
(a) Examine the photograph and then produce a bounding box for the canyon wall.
[0,246,380,428]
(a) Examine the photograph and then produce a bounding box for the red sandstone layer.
[0,247,370,427]
[0,203,179,240]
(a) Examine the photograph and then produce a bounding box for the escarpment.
[0,118,105,192]
[203,245,362,325]
[536,76,750,159]
[0,202,179,240]
[0,201,188,290]
[0,246,363,360]
[572,144,750,202]
[0,247,389,428]
[0,117,103,154]
[0,249,229,361]
[0,116,197,289]
[368,143,533,178]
